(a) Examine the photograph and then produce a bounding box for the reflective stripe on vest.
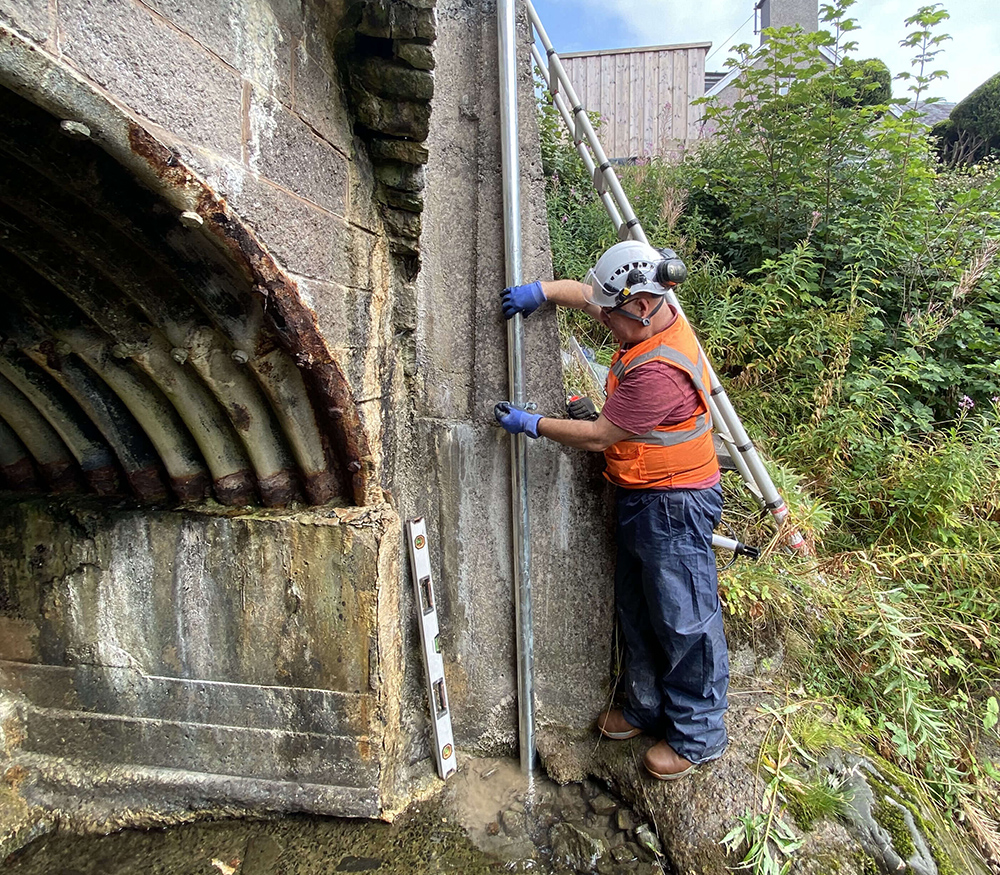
[624,411,713,446]
[603,314,719,489]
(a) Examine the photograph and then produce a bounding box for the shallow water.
[2,757,669,874]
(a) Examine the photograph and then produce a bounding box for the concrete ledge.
[10,750,381,824]
[0,661,373,736]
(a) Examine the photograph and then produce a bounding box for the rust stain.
[171,471,211,504]
[213,470,257,506]
[83,465,121,496]
[258,469,300,508]
[127,465,170,503]
[228,402,252,432]
[301,470,337,505]
[0,458,38,491]
[126,120,375,507]
[39,461,81,494]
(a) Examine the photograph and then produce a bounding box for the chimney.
[757,0,819,44]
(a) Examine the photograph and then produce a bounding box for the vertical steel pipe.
[498,0,536,774]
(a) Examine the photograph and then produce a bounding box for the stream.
[2,757,670,874]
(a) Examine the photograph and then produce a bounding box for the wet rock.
[485,821,500,836]
[589,793,617,816]
[549,822,607,874]
[531,802,561,831]
[500,807,528,839]
[584,811,612,832]
[611,842,639,864]
[616,808,637,832]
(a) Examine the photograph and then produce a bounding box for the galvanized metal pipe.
[498,0,535,774]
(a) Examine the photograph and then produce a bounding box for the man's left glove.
[501,281,546,319]
[494,402,542,438]
[567,395,599,421]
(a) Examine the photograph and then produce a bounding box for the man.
[495,241,728,780]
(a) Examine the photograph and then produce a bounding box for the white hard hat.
[584,241,686,308]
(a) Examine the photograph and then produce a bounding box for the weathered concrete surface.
[392,0,617,765]
[0,498,403,831]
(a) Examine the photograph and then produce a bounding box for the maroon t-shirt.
[601,318,721,490]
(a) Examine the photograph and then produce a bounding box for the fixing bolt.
[54,341,72,356]
[347,460,362,473]
[171,347,188,364]
[231,349,249,364]
[111,343,130,359]
[179,211,204,228]
[59,120,91,140]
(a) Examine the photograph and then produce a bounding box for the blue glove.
[494,402,542,438]
[501,281,546,319]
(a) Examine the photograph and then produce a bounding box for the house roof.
[915,101,956,125]
[705,43,842,98]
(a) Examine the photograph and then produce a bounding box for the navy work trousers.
[615,484,729,763]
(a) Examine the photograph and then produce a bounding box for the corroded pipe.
[0,415,39,491]
[0,223,256,505]
[0,126,337,505]
[0,360,121,495]
[18,345,169,503]
[0,373,80,492]
[0,168,302,505]
[1,282,212,504]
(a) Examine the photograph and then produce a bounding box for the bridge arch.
[0,40,374,508]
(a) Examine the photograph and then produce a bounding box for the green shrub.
[933,71,1000,165]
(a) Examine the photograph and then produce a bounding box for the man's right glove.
[501,281,546,319]
[567,395,599,421]
[494,402,542,438]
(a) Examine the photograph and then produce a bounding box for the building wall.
[560,43,709,160]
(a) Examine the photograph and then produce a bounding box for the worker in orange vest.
[495,240,728,780]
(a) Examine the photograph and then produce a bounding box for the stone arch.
[0,30,376,509]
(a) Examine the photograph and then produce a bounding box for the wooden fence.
[559,43,709,161]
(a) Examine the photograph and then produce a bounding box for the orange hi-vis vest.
[603,314,719,489]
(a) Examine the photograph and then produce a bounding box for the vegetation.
[539,1,1000,869]
[933,71,1000,166]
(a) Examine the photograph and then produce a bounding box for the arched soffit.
[0,27,374,508]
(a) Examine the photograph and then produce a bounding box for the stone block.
[381,207,420,238]
[395,40,434,71]
[291,48,353,154]
[23,708,379,787]
[373,160,424,191]
[194,160,370,286]
[370,136,429,165]
[248,87,349,215]
[353,88,430,140]
[358,0,435,41]
[290,275,376,352]
[146,0,293,101]
[377,185,423,213]
[58,0,244,161]
[0,0,52,43]
[354,57,434,101]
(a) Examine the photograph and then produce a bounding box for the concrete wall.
[396,0,615,759]
[0,0,620,837]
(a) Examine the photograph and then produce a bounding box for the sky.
[529,0,999,104]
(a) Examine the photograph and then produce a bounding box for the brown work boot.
[643,740,696,781]
[597,709,642,740]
